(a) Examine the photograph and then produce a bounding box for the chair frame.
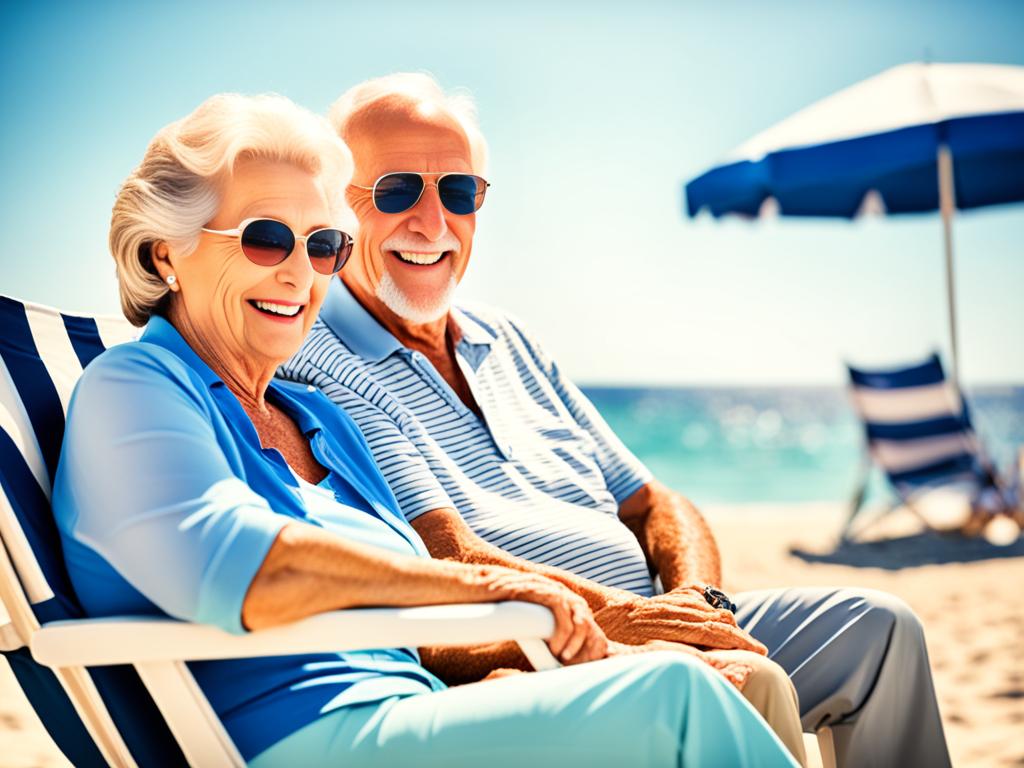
[842,358,1013,543]
[1,529,558,767]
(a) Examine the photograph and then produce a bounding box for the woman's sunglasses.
[201,218,353,275]
[350,172,490,215]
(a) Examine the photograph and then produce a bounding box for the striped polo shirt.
[280,279,655,596]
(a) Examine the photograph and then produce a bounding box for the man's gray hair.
[328,73,488,176]
[110,93,354,326]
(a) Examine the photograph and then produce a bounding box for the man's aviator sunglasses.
[201,218,354,275]
[351,172,490,215]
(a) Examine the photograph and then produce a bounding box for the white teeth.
[253,300,301,317]
[396,251,445,265]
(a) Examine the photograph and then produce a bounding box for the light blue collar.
[142,315,323,437]
[141,315,224,389]
[450,307,495,348]
[319,279,404,362]
[320,278,495,366]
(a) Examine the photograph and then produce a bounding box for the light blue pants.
[250,651,797,767]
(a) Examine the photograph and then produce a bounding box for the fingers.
[729,630,768,655]
[545,595,575,660]
[482,668,524,681]
[642,639,703,658]
[580,628,608,662]
[595,596,768,655]
[560,602,607,664]
[491,577,766,659]
[695,622,769,655]
[651,592,739,625]
[549,594,607,664]
[482,569,607,664]
[557,603,588,661]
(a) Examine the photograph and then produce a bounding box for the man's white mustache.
[380,234,461,254]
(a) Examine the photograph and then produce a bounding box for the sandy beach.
[710,503,1024,768]
[2,502,1022,767]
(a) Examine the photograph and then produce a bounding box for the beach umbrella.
[684,62,1024,387]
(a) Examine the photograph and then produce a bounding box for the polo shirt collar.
[141,315,224,389]
[449,307,495,372]
[320,278,495,364]
[450,307,495,348]
[320,278,404,363]
[319,280,495,364]
[143,315,325,440]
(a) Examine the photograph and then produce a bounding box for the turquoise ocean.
[581,386,1024,507]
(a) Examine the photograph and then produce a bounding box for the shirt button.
[306,385,316,392]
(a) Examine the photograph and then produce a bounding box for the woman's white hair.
[328,72,488,176]
[110,93,354,326]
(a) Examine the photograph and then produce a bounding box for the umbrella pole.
[937,143,960,389]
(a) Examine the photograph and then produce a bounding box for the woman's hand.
[472,566,609,665]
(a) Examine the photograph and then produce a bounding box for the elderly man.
[281,73,951,768]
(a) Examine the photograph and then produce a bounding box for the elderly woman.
[52,93,796,767]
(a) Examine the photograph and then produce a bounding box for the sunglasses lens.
[240,219,294,266]
[438,174,484,215]
[306,230,353,274]
[374,173,425,214]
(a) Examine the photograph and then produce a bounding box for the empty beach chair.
[843,352,1009,541]
[0,295,557,767]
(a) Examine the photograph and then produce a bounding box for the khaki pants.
[712,649,807,766]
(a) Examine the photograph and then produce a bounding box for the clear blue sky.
[2,0,1021,384]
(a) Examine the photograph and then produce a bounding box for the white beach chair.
[0,294,558,767]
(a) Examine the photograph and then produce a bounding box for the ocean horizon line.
[578,381,1024,391]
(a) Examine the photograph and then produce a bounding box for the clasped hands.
[594,587,768,655]
[482,566,765,671]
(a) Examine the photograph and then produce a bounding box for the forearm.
[242,522,509,630]
[412,508,632,612]
[418,642,532,685]
[620,481,722,590]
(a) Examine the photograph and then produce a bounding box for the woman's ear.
[150,241,179,291]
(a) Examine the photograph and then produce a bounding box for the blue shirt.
[52,316,445,762]
[281,280,655,596]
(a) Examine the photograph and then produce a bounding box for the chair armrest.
[30,602,556,667]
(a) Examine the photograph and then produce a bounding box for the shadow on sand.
[789,531,1024,570]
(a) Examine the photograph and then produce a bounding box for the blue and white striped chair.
[844,352,1008,541]
[0,295,557,767]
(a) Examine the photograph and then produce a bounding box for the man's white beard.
[376,271,457,325]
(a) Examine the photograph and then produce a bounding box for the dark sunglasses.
[201,218,353,275]
[350,172,490,215]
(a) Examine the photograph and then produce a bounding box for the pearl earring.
[166,275,177,286]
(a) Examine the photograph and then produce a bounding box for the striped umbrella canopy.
[684,62,1024,386]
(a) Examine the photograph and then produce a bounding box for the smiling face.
[342,98,477,328]
[159,158,335,388]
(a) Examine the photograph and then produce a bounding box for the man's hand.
[652,586,738,625]
[482,668,526,681]
[605,640,754,690]
[593,589,767,655]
